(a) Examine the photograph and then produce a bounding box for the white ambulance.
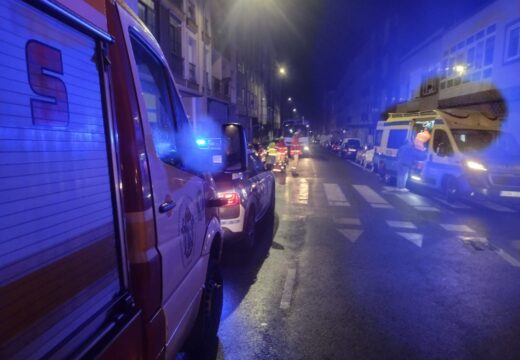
[0,0,225,358]
[374,109,520,201]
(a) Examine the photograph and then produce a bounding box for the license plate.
[500,191,520,198]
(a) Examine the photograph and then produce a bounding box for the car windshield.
[345,139,361,148]
[451,129,501,153]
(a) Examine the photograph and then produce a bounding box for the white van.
[374,109,520,201]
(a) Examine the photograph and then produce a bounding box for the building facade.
[127,0,280,138]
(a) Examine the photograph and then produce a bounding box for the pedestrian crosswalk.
[318,183,519,214]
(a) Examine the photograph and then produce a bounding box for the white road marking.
[393,192,440,212]
[372,203,394,209]
[333,217,361,226]
[495,248,520,267]
[432,197,471,209]
[285,177,309,205]
[280,267,297,310]
[479,201,517,213]
[396,232,423,247]
[323,183,350,207]
[281,215,307,222]
[352,185,393,208]
[386,220,417,229]
[440,224,476,233]
[415,206,441,212]
[338,228,364,243]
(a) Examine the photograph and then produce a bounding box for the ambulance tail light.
[219,192,240,206]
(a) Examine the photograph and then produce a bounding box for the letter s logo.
[26,40,69,126]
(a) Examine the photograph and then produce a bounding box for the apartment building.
[397,0,520,134]
[127,0,280,137]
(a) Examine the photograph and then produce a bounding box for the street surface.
[213,145,520,360]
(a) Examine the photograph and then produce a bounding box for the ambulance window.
[433,130,453,156]
[131,36,179,165]
[388,129,407,148]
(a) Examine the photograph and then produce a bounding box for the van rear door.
[0,1,135,358]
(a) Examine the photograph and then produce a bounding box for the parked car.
[340,138,362,159]
[0,1,225,358]
[215,124,276,249]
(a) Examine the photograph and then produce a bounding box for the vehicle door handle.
[159,200,176,213]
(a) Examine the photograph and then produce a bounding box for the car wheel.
[443,176,459,203]
[242,208,256,249]
[183,260,223,357]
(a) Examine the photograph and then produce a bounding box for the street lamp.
[278,66,287,77]
[292,108,297,113]
[288,97,292,102]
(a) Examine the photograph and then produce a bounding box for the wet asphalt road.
[213,145,520,360]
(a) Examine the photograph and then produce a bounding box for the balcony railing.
[186,16,198,33]
[188,63,198,90]
[202,31,211,45]
[212,77,231,102]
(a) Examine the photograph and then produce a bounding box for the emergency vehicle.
[373,109,520,201]
[282,119,311,155]
[0,1,224,358]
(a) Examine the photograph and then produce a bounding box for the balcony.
[188,63,199,91]
[171,0,184,18]
[202,31,211,45]
[186,16,198,34]
[212,77,231,102]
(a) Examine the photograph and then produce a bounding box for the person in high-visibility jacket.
[290,131,302,170]
[275,137,288,166]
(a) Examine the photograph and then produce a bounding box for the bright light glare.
[288,97,292,102]
[292,108,297,112]
[304,146,310,151]
[411,175,422,181]
[465,160,487,171]
[196,138,207,146]
[454,65,466,75]
[279,67,287,76]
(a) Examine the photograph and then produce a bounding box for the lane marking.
[415,206,441,212]
[323,183,350,207]
[352,184,393,208]
[393,193,440,212]
[338,228,363,243]
[281,214,307,222]
[280,267,297,310]
[285,177,309,205]
[396,232,423,247]
[386,220,417,229]
[333,217,361,226]
[440,224,476,233]
[495,248,520,267]
[432,197,471,210]
[479,201,517,213]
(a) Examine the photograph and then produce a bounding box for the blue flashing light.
[196,138,207,147]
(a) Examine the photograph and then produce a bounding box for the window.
[387,129,408,149]
[433,129,453,156]
[131,35,179,165]
[505,21,520,62]
[169,15,182,56]
[138,0,155,34]
[375,130,383,146]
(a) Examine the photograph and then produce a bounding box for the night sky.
[270,0,495,121]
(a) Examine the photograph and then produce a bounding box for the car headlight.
[465,160,487,172]
[304,146,310,151]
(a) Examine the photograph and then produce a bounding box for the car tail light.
[218,192,240,206]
